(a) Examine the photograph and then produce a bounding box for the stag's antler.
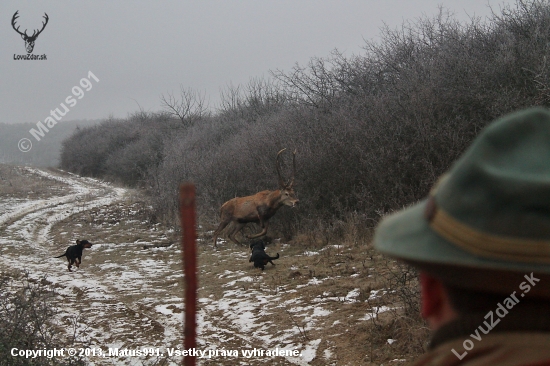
[30,13,49,39]
[288,149,297,188]
[11,11,26,37]
[276,148,287,188]
[11,11,49,40]
[276,148,297,188]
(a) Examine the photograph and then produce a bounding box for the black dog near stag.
[249,240,279,270]
[54,239,93,271]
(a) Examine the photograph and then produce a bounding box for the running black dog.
[249,239,279,270]
[54,239,93,271]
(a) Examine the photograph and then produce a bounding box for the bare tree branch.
[160,86,209,127]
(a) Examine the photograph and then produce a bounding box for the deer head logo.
[12,11,49,54]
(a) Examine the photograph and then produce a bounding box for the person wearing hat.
[374,107,550,365]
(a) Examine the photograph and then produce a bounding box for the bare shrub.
[60,0,550,240]
[161,85,209,127]
[361,258,430,361]
[0,271,85,366]
[60,112,178,187]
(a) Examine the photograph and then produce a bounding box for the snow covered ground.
[0,167,396,365]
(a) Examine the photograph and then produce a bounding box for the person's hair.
[444,284,505,313]
[444,283,549,314]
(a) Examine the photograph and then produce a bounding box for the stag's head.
[276,148,299,207]
[12,11,49,54]
[280,187,299,207]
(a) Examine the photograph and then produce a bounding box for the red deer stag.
[213,149,298,247]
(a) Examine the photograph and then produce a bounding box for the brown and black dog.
[54,239,93,271]
[249,239,279,270]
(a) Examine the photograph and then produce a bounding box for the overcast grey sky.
[1,1,514,124]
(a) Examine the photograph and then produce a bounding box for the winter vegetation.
[7,1,550,364]
[0,165,426,365]
[0,272,88,366]
[60,1,550,237]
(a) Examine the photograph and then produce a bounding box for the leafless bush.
[361,258,429,361]
[60,0,550,240]
[218,77,288,121]
[0,272,85,366]
[60,112,178,187]
[161,86,210,127]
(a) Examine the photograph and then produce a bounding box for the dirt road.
[0,166,399,366]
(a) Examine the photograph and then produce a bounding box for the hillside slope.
[0,165,424,365]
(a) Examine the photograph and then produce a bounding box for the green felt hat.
[374,107,550,298]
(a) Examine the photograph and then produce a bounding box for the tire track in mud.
[0,168,179,364]
[0,168,124,254]
[0,168,266,365]
[0,168,329,365]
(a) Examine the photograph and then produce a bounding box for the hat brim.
[374,199,550,298]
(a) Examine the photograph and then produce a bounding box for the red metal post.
[179,183,197,366]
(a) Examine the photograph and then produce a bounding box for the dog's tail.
[53,252,66,258]
[270,253,280,260]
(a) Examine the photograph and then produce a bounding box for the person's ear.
[419,271,457,330]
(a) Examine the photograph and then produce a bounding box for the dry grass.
[203,215,431,365]
[0,164,70,199]
[0,166,430,365]
[49,190,173,249]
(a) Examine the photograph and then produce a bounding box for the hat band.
[428,200,550,264]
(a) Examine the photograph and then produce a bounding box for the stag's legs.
[247,222,269,239]
[212,219,231,247]
[228,223,246,245]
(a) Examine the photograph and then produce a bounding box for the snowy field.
[0,167,401,365]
